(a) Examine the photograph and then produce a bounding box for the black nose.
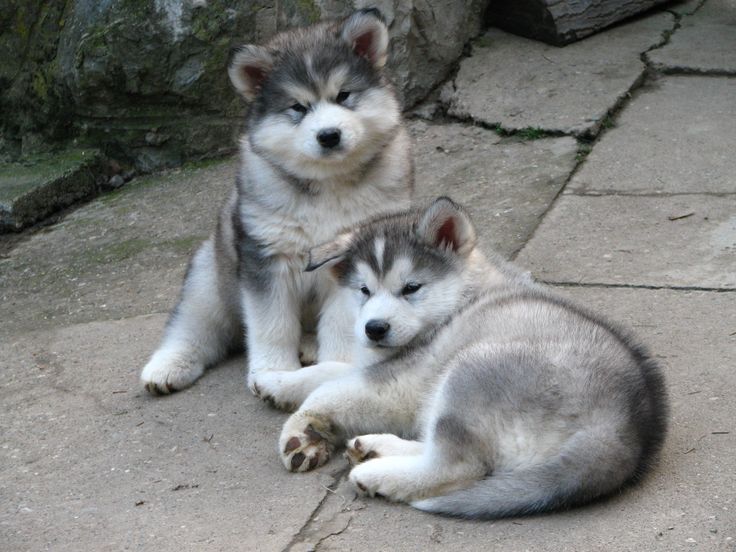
[317,128,341,149]
[365,320,390,341]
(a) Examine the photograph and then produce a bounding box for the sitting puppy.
[268,197,668,518]
[140,10,412,396]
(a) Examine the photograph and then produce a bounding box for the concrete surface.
[411,122,578,256]
[516,194,736,289]
[440,13,674,136]
[647,0,736,74]
[2,2,736,551]
[566,76,736,195]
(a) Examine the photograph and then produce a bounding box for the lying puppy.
[266,197,668,518]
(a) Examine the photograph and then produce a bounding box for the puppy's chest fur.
[238,141,410,266]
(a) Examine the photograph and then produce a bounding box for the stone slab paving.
[516,194,736,289]
[647,0,736,74]
[0,159,235,339]
[0,315,334,551]
[567,76,736,194]
[440,12,674,136]
[291,287,736,552]
[667,0,705,16]
[410,121,578,256]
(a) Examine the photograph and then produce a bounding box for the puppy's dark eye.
[291,103,308,114]
[336,90,350,104]
[360,285,371,297]
[402,283,422,296]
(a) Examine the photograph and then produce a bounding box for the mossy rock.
[0,149,104,231]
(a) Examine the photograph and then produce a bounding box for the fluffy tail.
[412,427,649,519]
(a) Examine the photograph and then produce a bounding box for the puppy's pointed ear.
[340,9,389,69]
[228,45,274,100]
[416,197,477,257]
[305,231,354,276]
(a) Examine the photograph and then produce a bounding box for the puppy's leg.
[348,428,486,503]
[317,286,355,363]
[244,262,303,393]
[251,361,352,412]
[345,434,424,465]
[141,238,240,394]
[279,375,418,472]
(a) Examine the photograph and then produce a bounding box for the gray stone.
[108,174,125,189]
[0,149,103,231]
[516,194,736,289]
[441,13,675,136]
[666,0,703,16]
[410,121,579,257]
[567,76,736,195]
[1,0,486,170]
[0,315,336,551]
[488,0,670,45]
[283,287,736,551]
[647,0,736,74]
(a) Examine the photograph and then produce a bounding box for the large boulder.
[0,0,486,171]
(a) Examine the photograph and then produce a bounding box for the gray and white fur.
[140,10,413,396]
[269,197,668,519]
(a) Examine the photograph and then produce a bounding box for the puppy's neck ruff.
[246,133,392,195]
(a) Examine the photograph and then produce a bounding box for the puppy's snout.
[365,319,390,341]
[317,128,341,149]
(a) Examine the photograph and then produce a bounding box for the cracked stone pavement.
[1,2,734,550]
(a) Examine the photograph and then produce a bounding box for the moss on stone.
[295,0,321,24]
[82,237,152,264]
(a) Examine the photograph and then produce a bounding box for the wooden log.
[487,0,671,45]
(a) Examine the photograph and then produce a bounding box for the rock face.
[0,0,485,171]
[0,149,104,231]
[487,0,671,45]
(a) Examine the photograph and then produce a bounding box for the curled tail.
[411,461,583,519]
[412,425,662,519]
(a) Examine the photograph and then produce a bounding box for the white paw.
[345,434,423,465]
[279,415,336,472]
[140,349,204,395]
[349,457,419,502]
[250,371,300,412]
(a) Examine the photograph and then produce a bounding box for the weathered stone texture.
[0,149,103,231]
[646,0,736,74]
[0,0,486,170]
[567,76,736,195]
[488,0,671,45]
[517,194,736,289]
[441,13,674,136]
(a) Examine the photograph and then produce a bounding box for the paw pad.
[281,424,332,472]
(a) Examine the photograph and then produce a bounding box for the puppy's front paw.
[279,419,334,472]
[141,350,204,395]
[345,436,380,466]
[250,371,297,412]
